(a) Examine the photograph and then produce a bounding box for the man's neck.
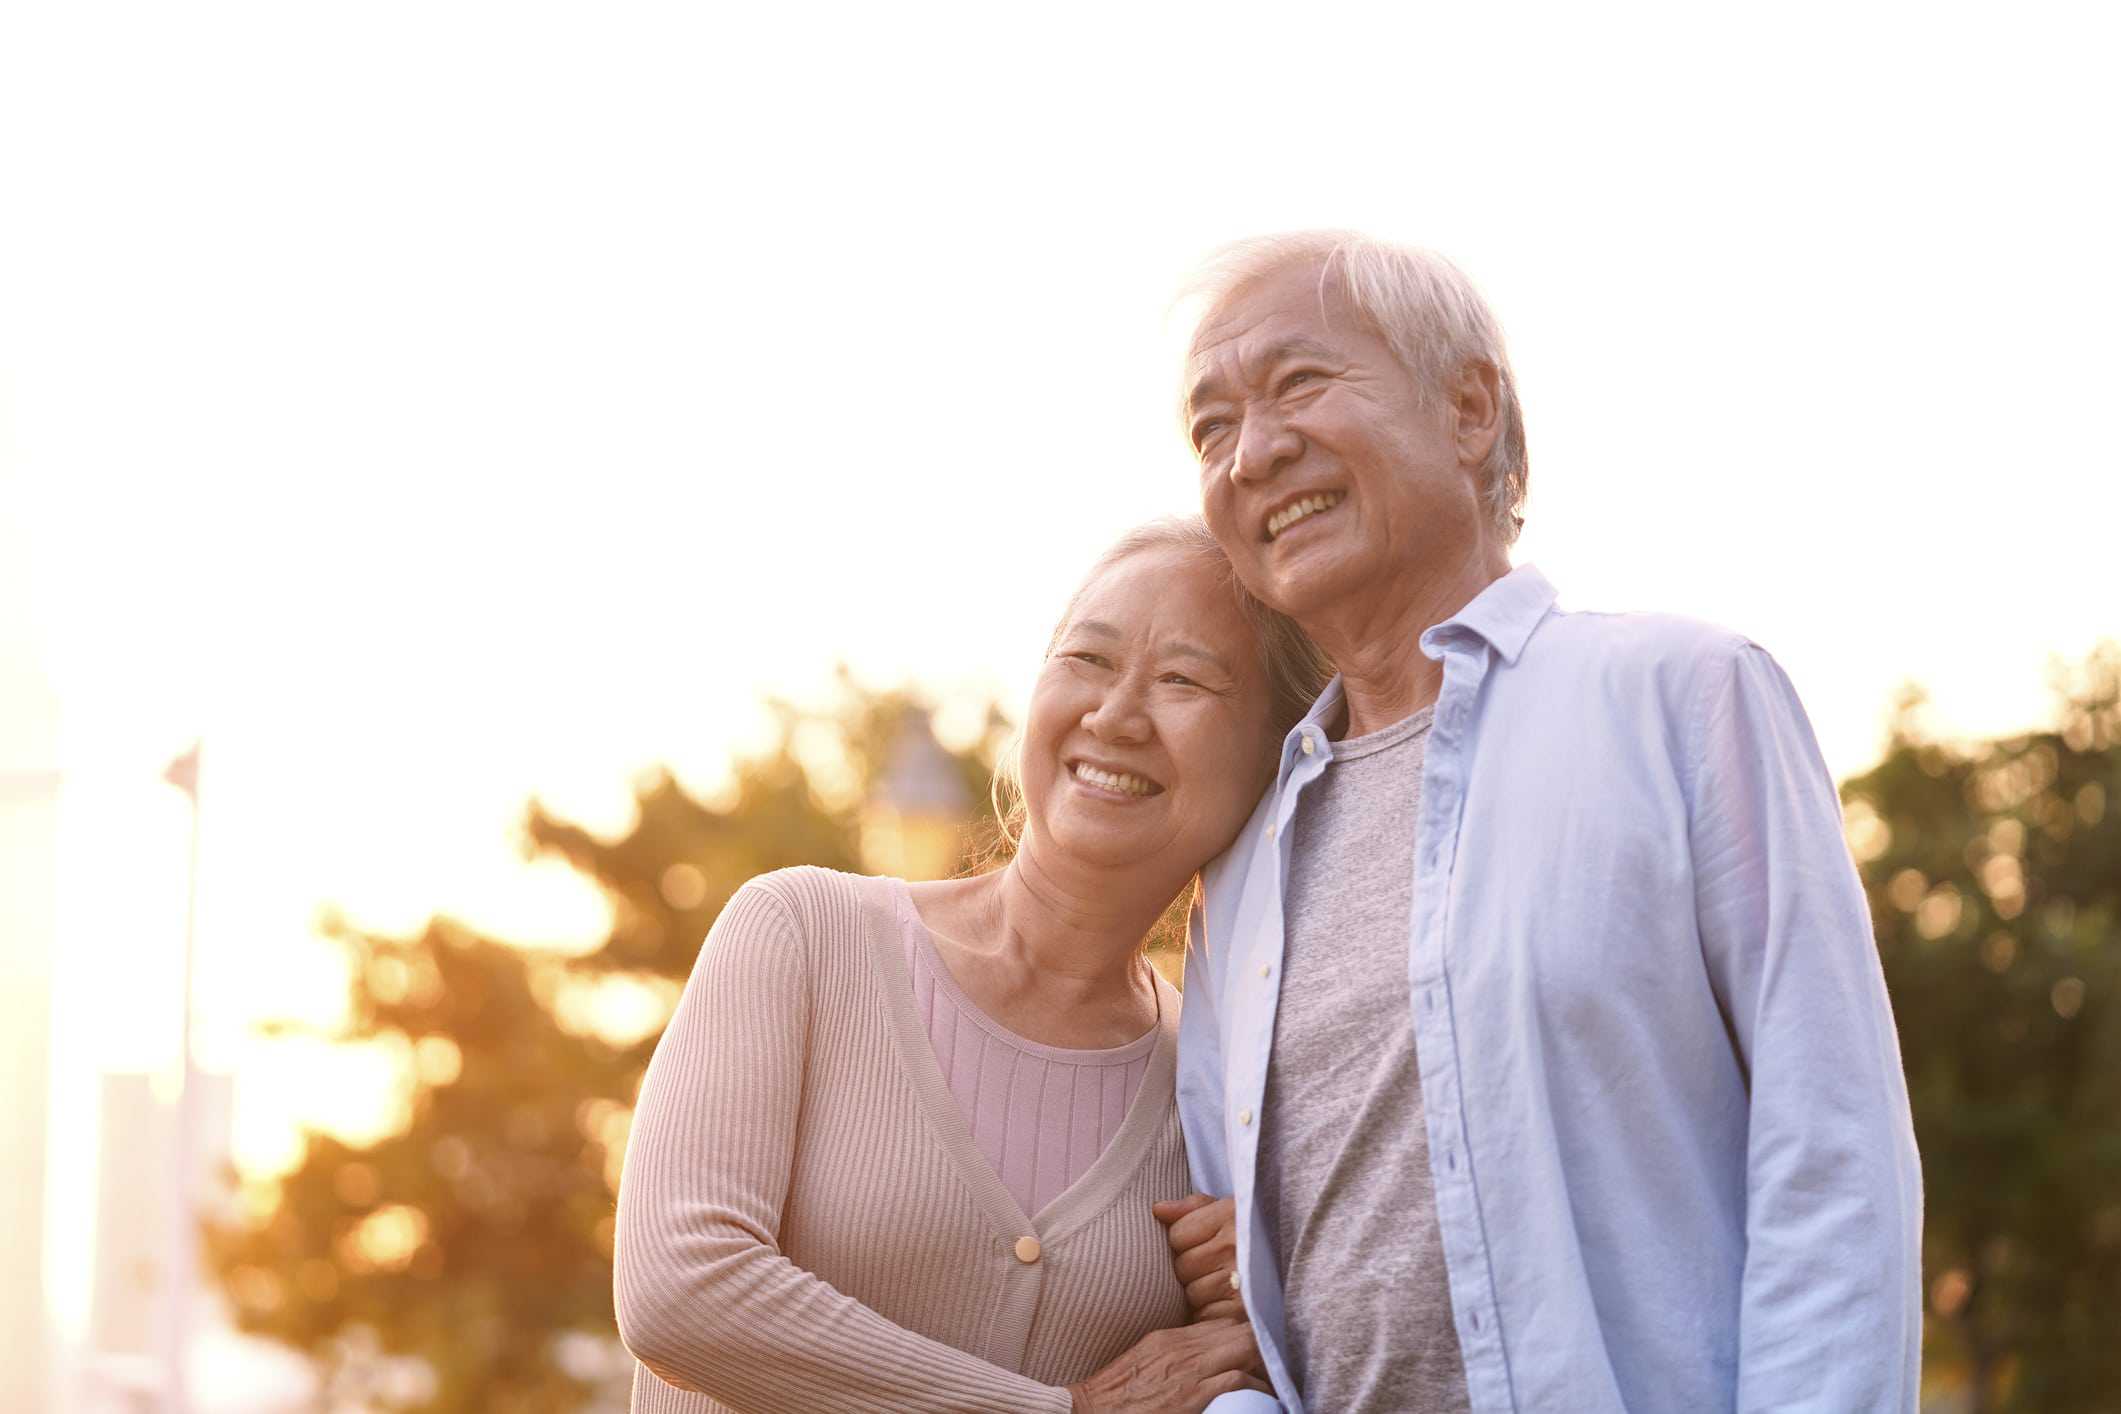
[1309,551,1510,739]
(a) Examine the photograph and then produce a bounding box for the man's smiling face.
[1186,259,1489,626]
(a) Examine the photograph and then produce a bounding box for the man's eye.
[1163,674,1202,689]
[1066,652,1111,668]
[1281,370,1320,393]
[1192,419,1227,448]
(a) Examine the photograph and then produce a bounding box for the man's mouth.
[1070,760,1163,797]
[1264,491,1346,542]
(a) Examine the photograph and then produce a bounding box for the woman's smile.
[1067,758,1165,799]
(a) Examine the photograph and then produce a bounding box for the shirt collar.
[1419,562,1558,667]
[1285,564,1560,751]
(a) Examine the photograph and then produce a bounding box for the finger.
[1165,1197,1235,1250]
[1185,1267,1238,1310]
[1152,1192,1216,1224]
[1195,1316,1262,1369]
[1173,1243,1234,1285]
[1192,1298,1243,1323]
[1188,1360,1273,1405]
[1201,1371,1274,1396]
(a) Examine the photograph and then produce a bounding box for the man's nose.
[1082,678,1152,744]
[1232,408,1301,486]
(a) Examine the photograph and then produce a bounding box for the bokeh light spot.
[659,862,708,911]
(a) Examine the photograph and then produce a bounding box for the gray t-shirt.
[1256,704,1471,1413]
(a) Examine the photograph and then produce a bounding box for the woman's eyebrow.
[1068,622,1230,673]
[1163,640,1232,674]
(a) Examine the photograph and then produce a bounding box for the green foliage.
[1845,646,2121,1412]
[206,682,1008,1410]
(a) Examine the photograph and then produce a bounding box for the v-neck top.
[897,881,1158,1218]
[616,866,1191,1413]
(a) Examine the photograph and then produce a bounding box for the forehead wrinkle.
[1185,256,1352,403]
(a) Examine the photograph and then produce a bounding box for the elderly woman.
[614,518,1327,1413]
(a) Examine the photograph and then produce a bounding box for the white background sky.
[4,0,2118,1351]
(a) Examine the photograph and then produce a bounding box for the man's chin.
[1246,549,1365,625]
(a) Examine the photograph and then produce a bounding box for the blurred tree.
[206,680,1010,1411]
[1844,645,2121,1412]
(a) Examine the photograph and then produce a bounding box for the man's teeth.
[1073,763,1158,797]
[1266,492,1344,540]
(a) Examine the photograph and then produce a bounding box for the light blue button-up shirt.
[1181,566,1923,1414]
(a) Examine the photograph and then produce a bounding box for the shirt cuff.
[1203,1393,1283,1413]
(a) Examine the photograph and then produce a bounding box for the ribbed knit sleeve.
[613,876,1074,1413]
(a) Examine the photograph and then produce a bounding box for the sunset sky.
[5,0,2117,1349]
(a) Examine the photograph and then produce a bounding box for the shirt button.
[1266,823,1278,840]
[1229,1268,1242,1293]
[1238,1108,1253,1127]
[1014,1236,1041,1264]
[1259,963,1272,979]
[1300,734,1316,755]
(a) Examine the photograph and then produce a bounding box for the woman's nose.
[1082,681,1152,743]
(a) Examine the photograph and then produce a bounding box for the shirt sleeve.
[613,878,1073,1414]
[1175,896,1234,1200]
[1687,645,1924,1412]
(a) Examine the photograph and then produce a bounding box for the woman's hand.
[1065,1318,1267,1414]
[1152,1193,1244,1323]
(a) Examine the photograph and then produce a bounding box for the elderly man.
[1166,233,1923,1413]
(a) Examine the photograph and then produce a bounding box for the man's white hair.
[1181,230,1529,544]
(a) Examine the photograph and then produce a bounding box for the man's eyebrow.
[1186,337,1343,416]
[1262,336,1342,366]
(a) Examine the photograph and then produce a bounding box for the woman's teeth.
[1266,492,1344,541]
[1073,763,1158,797]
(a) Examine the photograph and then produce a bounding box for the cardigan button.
[1014,1236,1042,1264]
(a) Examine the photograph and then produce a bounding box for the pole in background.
[160,742,202,1414]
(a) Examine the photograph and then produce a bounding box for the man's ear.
[1452,361,1504,472]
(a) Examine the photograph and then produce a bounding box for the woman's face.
[1021,548,1280,879]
